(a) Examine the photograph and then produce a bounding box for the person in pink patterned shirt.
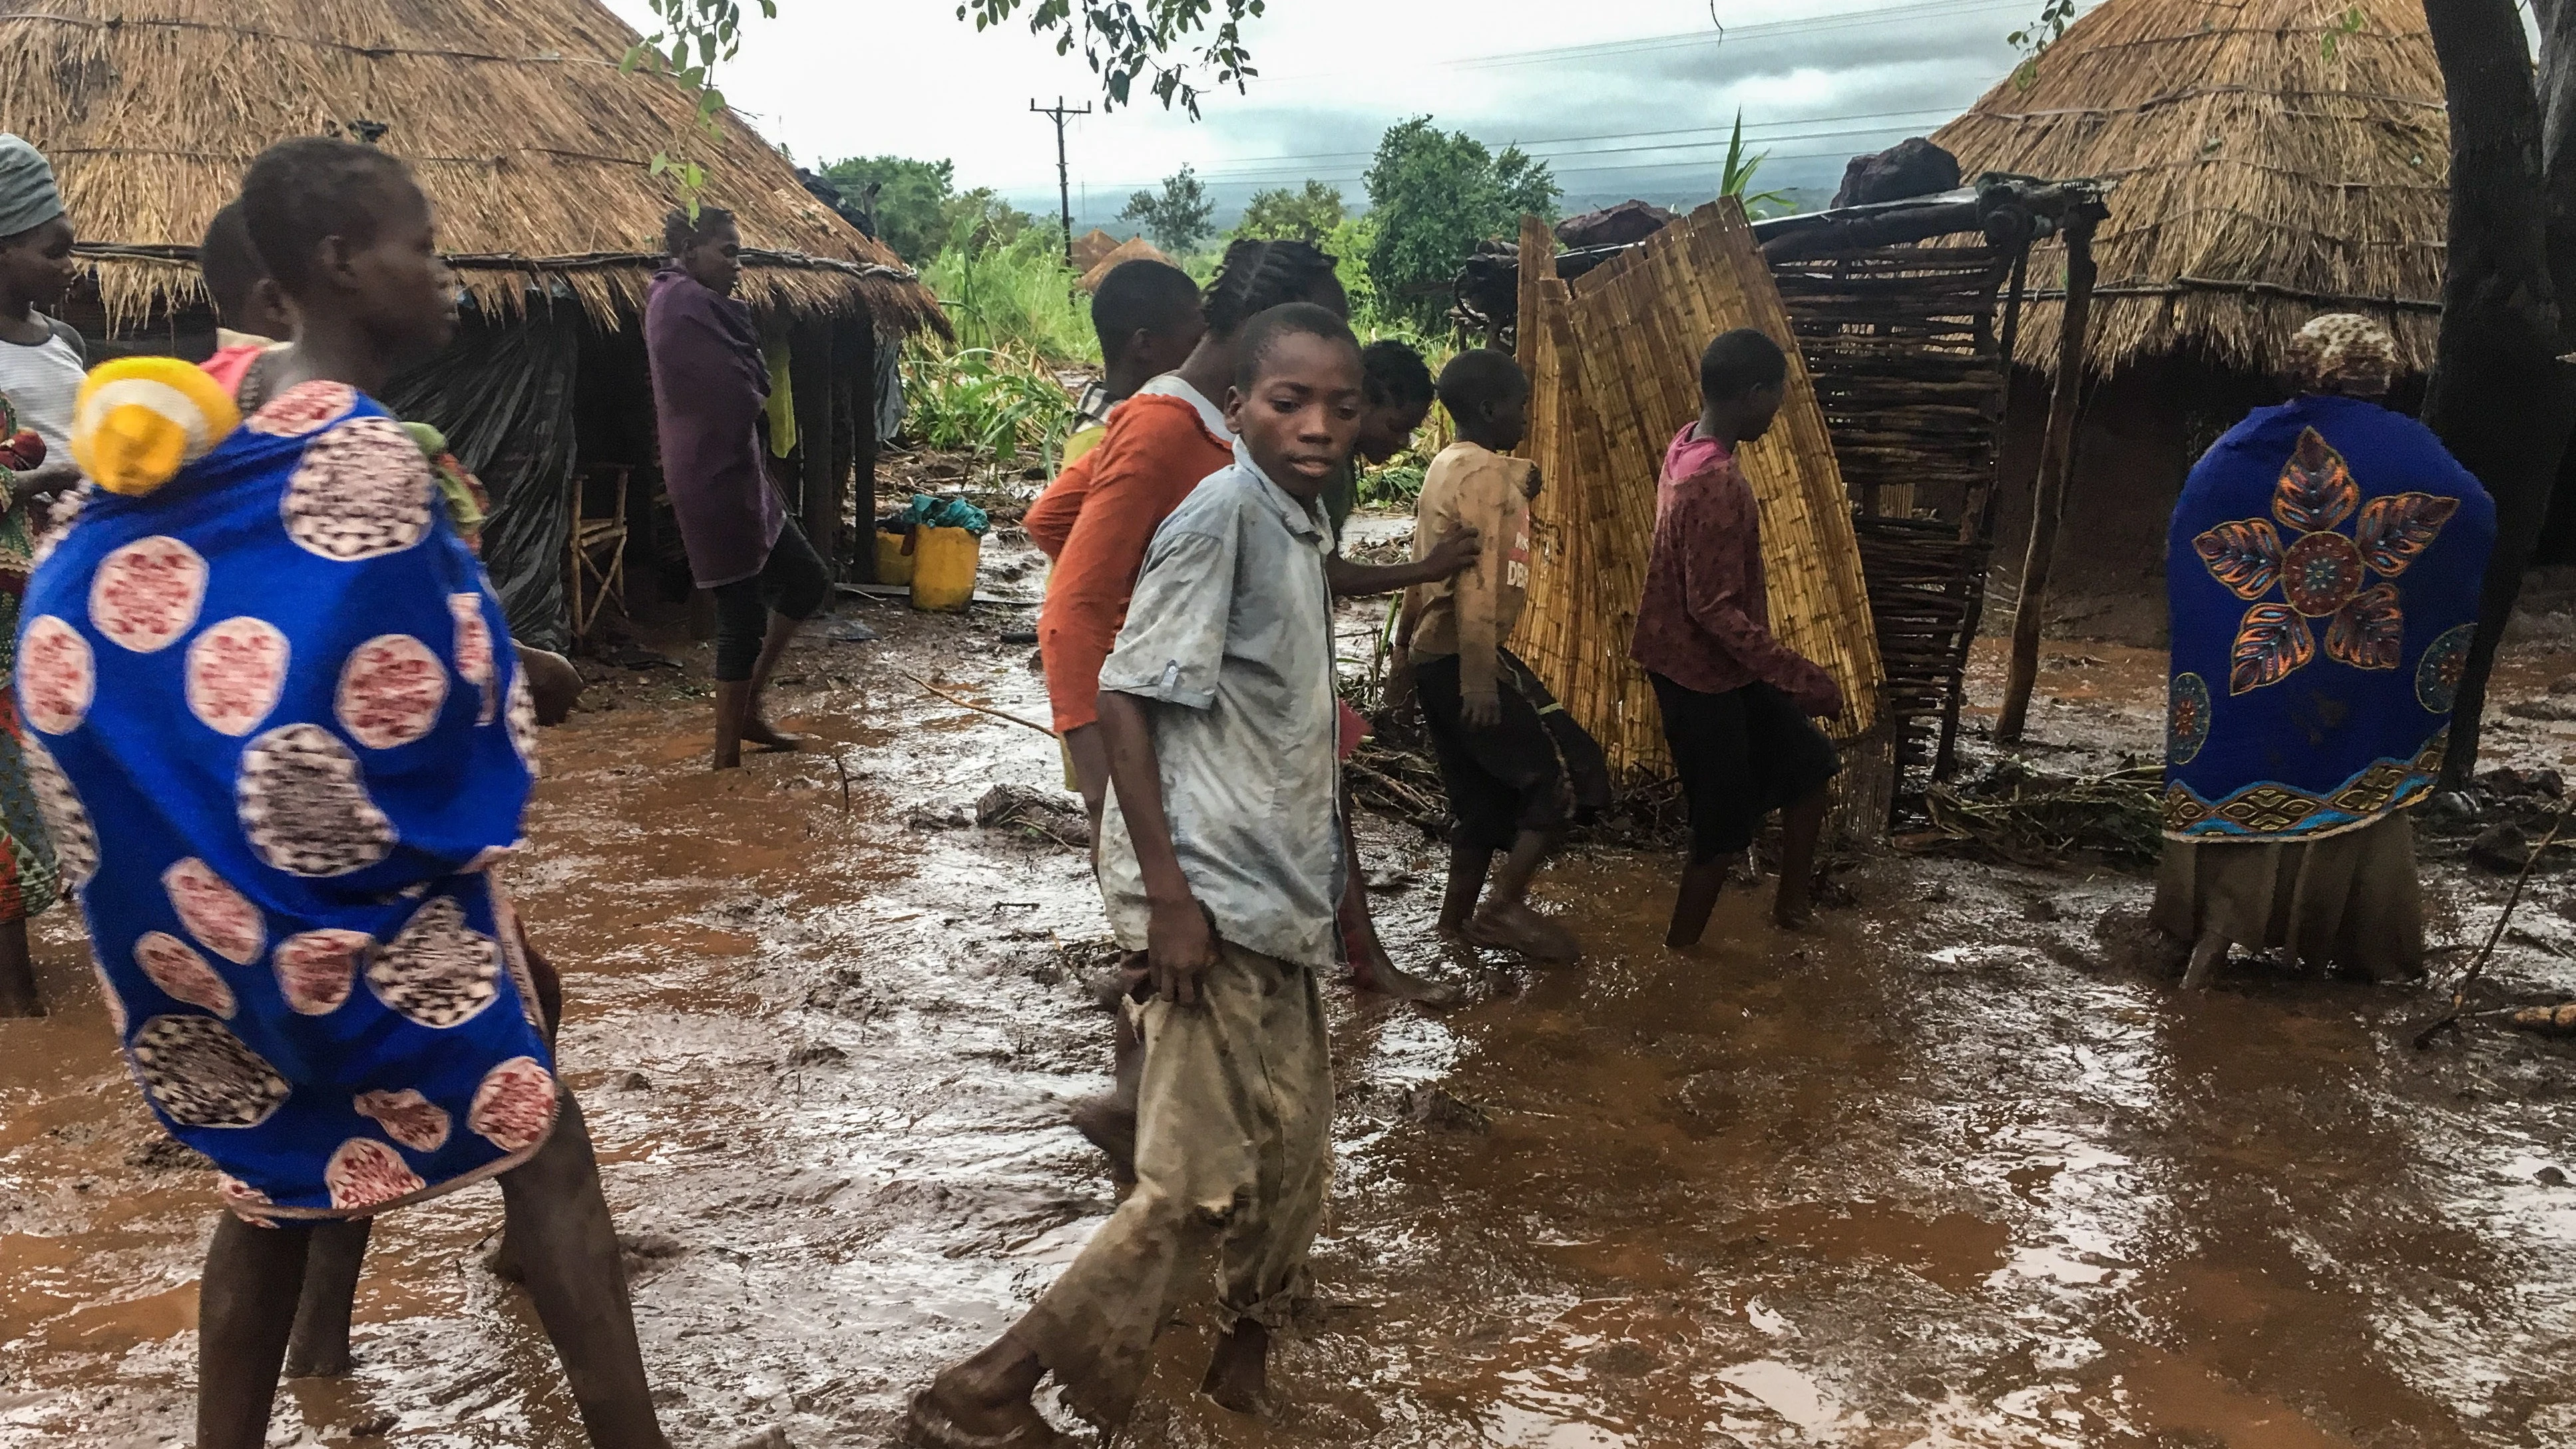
[1632,329,1842,946]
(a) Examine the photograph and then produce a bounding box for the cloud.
[603,0,2055,221]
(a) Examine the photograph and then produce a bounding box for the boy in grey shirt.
[905,302,1364,1444]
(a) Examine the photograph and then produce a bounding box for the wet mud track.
[3,602,2575,1448]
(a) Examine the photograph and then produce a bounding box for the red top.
[201,342,270,398]
[1038,392,1233,733]
[1631,425,1838,713]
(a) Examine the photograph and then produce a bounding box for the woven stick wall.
[1774,245,2012,787]
[1510,199,1886,790]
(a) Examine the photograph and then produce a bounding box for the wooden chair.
[566,465,630,646]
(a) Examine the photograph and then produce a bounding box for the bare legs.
[1664,785,1830,948]
[1064,723,1110,832]
[280,1219,370,1378]
[1665,859,1729,948]
[1199,1321,1269,1413]
[1341,805,1467,1002]
[1771,788,1828,929]
[740,610,803,752]
[0,917,37,1016]
[911,1333,1056,1444]
[197,1213,313,1449]
[712,610,805,771]
[1441,831,1578,962]
[496,1094,667,1448]
[196,1092,667,1449]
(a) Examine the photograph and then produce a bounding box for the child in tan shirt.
[1396,349,1580,961]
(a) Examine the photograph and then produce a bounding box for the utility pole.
[1030,96,1091,267]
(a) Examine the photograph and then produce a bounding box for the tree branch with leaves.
[622,0,1272,212]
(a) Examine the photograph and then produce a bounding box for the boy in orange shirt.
[1028,258,1203,538]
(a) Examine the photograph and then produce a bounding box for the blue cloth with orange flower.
[2164,393,2495,840]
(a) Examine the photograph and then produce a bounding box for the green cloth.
[0,499,59,923]
[763,335,797,458]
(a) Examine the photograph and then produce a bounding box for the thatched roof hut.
[1070,228,1124,276]
[1932,0,2445,376]
[0,0,943,335]
[1077,236,1175,293]
[0,0,946,648]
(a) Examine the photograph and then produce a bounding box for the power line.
[1259,0,2047,81]
[1030,97,1092,265]
[1050,0,2091,203]
[1076,104,1965,180]
[1082,116,1960,191]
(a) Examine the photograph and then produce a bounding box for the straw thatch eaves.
[1932,0,2444,377]
[0,1,947,337]
[1077,235,1175,293]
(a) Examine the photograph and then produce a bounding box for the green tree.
[943,188,1037,253]
[819,156,957,264]
[1363,116,1560,331]
[1122,165,1217,252]
[1717,112,1791,218]
[1323,212,1380,324]
[625,1,1271,209]
[1237,180,1345,242]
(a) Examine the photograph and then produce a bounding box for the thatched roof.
[1070,228,1123,276]
[0,1,945,335]
[1931,0,2444,377]
[1077,236,1175,293]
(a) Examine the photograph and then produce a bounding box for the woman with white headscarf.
[2157,315,2496,988]
[0,133,81,1014]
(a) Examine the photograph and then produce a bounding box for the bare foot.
[281,1342,352,1380]
[1067,1096,1137,1187]
[1085,965,1140,1014]
[1771,895,1815,931]
[905,1350,1068,1448]
[743,716,805,752]
[1200,1321,1269,1415]
[2180,934,2227,990]
[0,931,41,1017]
[1466,902,1581,962]
[484,1227,527,1283]
[1349,956,1466,1007]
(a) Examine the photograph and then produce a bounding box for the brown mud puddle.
[3,593,2574,1448]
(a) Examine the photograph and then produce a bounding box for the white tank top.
[0,321,87,457]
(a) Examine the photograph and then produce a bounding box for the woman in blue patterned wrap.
[2156,313,2495,989]
[18,139,671,1448]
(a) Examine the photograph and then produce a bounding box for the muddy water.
[4,600,2575,1448]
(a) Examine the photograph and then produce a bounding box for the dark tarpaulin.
[384,311,582,651]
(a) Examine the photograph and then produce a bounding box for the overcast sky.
[600,0,2067,226]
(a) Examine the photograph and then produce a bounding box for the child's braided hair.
[1361,339,1434,409]
[1201,238,1341,338]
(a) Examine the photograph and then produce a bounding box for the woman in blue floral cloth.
[2157,313,2496,988]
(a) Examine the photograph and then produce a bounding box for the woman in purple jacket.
[644,207,830,769]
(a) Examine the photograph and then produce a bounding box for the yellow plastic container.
[875,528,915,587]
[908,525,980,612]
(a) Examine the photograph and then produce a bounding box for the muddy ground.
[5,523,2575,1449]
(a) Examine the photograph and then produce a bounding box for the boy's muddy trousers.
[1016,940,1331,1428]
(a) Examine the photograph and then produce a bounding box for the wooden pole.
[793,319,838,576]
[1996,214,2100,745]
[852,323,882,580]
[2422,0,2576,785]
